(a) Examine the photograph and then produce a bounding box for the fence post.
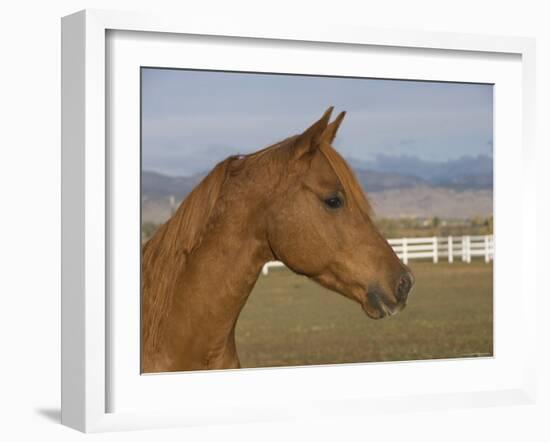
[484,235,490,263]
[466,236,471,263]
[461,236,466,262]
[403,237,408,265]
[448,236,453,263]
[433,236,438,263]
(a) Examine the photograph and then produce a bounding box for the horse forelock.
[318,143,373,218]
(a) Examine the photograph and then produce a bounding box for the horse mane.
[142,156,236,353]
[318,142,373,218]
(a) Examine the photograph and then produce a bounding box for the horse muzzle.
[363,272,414,319]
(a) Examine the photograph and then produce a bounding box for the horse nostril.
[396,272,413,302]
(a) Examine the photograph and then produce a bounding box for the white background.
[109,30,524,414]
[0,1,548,441]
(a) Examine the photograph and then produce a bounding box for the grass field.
[236,261,493,368]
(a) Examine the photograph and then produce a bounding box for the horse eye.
[324,195,343,209]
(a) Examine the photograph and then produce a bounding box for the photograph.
[140,68,494,373]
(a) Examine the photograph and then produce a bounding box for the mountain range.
[141,154,493,223]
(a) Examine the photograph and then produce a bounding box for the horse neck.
[163,197,274,370]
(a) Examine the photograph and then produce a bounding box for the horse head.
[266,107,414,319]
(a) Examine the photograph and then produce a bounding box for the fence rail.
[261,235,493,275]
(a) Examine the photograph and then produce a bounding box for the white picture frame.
[61,9,537,433]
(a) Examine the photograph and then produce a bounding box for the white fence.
[261,235,493,275]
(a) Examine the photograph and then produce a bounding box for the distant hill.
[142,170,204,200]
[348,154,493,192]
[353,169,428,192]
[354,153,493,184]
[141,158,493,224]
[368,186,492,219]
[142,154,493,199]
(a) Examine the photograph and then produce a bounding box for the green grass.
[236,261,493,368]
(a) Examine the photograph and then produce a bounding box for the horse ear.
[293,107,333,158]
[320,111,346,144]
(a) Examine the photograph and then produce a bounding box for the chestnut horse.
[141,108,414,373]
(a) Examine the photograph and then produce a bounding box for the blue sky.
[142,68,493,177]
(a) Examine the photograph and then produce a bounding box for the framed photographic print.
[61,9,537,432]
